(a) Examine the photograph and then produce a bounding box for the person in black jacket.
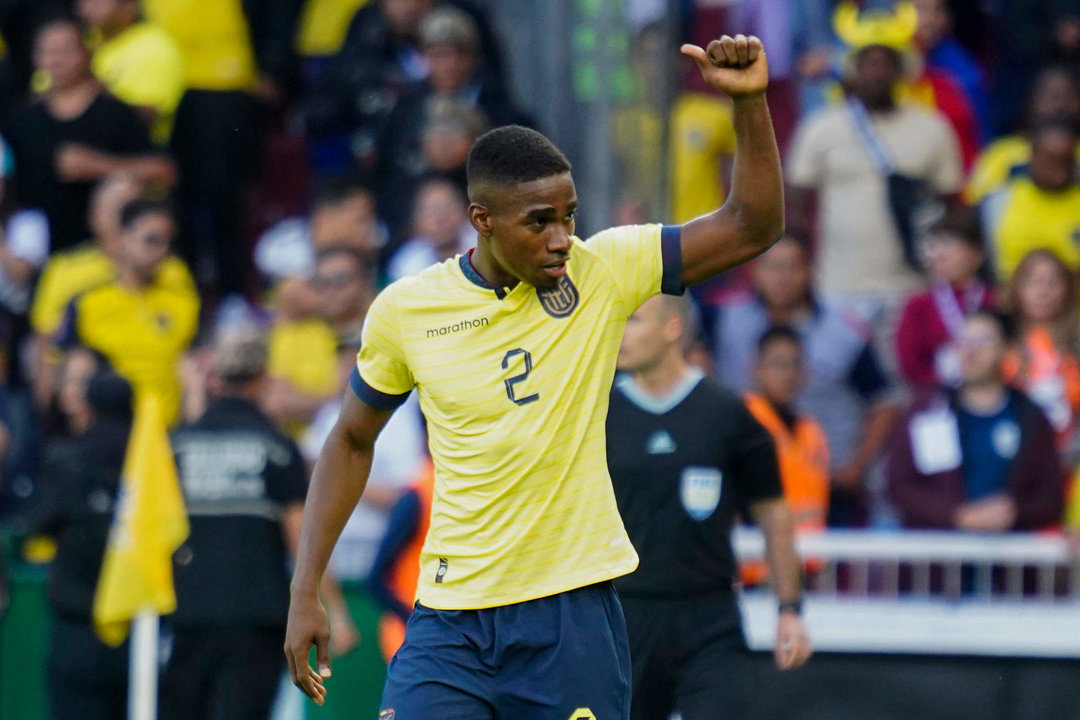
[375,5,530,239]
[31,369,134,720]
[160,326,356,720]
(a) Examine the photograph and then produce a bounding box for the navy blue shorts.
[378,581,631,720]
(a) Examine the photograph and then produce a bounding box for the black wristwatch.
[778,599,803,616]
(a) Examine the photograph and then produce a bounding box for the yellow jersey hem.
[415,556,640,611]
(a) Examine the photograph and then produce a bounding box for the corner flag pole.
[129,610,160,720]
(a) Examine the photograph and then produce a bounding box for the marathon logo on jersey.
[435,558,448,583]
[426,316,489,337]
[537,274,579,318]
[378,710,395,720]
[680,466,722,520]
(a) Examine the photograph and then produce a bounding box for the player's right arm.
[284,391,395,705]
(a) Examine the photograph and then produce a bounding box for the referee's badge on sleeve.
[680,466,722,520]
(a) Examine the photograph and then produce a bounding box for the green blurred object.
[0,561,50,720]
[0,561,388,720]
[304,584,387,720]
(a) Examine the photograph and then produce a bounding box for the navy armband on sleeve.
[660,225,684,296]
[350,367,410,410]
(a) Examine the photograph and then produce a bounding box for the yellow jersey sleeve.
[354,285,415,407]
[585,223,682,317]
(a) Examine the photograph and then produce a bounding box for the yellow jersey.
[669,93,736,224]
[57,276,200,426]
[268,316,340,437]
[31,244,195,336]
[967,134,1080,204]
[983,177,1080,280]
[355,224,682,609]
[91,22,186,145]
[295,0,370,57]
[143,0,257,91]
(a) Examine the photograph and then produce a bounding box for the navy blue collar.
[460,249,509,299]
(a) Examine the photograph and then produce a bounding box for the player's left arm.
[749,498,813,670]
[678,35,784,286]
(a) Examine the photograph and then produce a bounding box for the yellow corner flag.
[93,394,189,646]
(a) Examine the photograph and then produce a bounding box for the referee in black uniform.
[608,295,812,720]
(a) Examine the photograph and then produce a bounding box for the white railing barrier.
[732,529,1080,658]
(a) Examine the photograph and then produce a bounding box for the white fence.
[733,529,1080,658]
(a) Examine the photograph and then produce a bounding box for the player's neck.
[470,244,519,291]
[632,353,691,399]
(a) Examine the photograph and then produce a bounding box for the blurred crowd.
[0,0,1074,716]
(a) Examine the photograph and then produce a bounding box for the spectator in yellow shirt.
[966,66,1080,204]
[30,173,195,409]
[982,120,1080,281]
[77,0,185,145]
[53,197,199,426]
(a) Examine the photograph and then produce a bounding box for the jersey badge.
[646,429,677,455]
[680,466,722,520]
[537,274,579,318]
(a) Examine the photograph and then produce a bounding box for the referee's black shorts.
[620,591,754,720]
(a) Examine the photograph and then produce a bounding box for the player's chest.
[403,279,621,417]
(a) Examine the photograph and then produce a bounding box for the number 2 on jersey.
[502,348,539,405]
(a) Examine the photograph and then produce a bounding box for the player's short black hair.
[119,197,175,230]
[757,325,803,356]
[466,125,571,197]
[967,309,1016,343]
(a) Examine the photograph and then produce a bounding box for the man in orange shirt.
[745,325,830,538]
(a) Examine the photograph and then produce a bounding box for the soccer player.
[609,296,811,720]
[286,34,783,718]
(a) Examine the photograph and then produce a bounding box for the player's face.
[478,172,577,290]
[755,339,804,404]
[957,316,1005,385]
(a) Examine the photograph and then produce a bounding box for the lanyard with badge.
[931,282,985,387]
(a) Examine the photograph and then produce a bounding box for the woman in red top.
[895,208,994,390]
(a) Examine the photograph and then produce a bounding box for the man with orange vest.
[367,463,435,661]
[745,325,830,531]
[743,325,830,586]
